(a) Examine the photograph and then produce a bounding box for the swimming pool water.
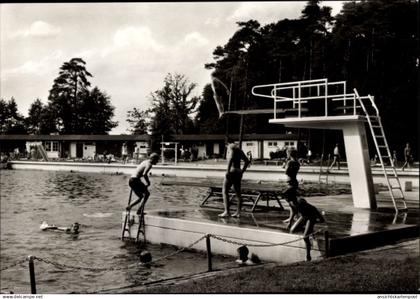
[0,169,232,294]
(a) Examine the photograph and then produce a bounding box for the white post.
[161,141,164,164]
[175,143,178,165]
[342,122,376,209]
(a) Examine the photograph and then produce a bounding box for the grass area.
[138,239,419,293]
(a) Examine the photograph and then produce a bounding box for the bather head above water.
[40,221,80,234]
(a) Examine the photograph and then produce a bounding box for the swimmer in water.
[218,138,250,218]
[40,221,80,234]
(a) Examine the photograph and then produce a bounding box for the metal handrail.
[252,78,364,118]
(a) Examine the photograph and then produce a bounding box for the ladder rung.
[378,145,387,148]
[374,135,384,138]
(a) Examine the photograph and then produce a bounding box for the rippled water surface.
[0,169,231,294]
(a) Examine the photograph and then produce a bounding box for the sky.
[1,2,344,134]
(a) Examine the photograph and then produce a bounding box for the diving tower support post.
[270,115,376,209]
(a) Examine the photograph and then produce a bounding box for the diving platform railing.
[252,78,359,119]
[251,78,406,212]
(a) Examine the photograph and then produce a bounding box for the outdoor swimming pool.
[0,169,232,294]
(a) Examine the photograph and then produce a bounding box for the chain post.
[206,234,212,272]
[324,231,330,258]
[28,255,37,294]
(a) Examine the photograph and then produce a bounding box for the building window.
[246,142,254,146]
[290,142,294,146]
[52,141,59,151]
[285,142,290,146]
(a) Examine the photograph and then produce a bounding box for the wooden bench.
[161,180,285,212]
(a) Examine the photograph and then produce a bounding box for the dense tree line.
[195,0,418,157]
[1,58,117,135]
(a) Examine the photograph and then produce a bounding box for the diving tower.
[252,78,407,212]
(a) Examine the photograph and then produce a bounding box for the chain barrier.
[208,229,324,248]
[0,259,27,272]
[143,234,207,265]
[32,234,207,272]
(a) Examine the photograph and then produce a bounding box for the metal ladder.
[354,89,407,212]
[121,190,146,243]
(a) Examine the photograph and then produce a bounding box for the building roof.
[0,133,300,142]
[0,134,150,141]
[173,133,299,141]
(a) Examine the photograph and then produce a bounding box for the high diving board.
[269,115,367,129]
[161,179,285,212]
[222,109,273,115]
[252,78,407,212]
[222,108,308,116]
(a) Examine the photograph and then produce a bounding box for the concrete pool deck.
[123,189,419,263]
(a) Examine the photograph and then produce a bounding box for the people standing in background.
[401,143,412,171]
[392,150,398,167]
[329,143,340,170]
[134,144,140,164]
[306,148,312,164]
[121,142,128,164]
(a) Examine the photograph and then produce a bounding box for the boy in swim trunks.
[283,148,300,230]
[290,198,325,261]
[218,139,250,218]
[126,153,159,214]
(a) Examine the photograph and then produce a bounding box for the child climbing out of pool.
[283,148,300,230]
[218,139,250,218]
[127,153,160,214]
[290,198,325,261]
[40,221,80,234]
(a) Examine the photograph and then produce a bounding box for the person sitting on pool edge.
[40,221,80,234]
[218,138,250,218]
[126,152,160,215]
[290,197,325,261]
[282,148,300,230]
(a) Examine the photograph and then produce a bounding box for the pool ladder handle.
[122,189,146,243]
[122,189,134,240]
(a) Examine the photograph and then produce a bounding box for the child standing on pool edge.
[283,148,300,230]
[218,138,250,218]
[127,153,160,214]
[290,198,325,261]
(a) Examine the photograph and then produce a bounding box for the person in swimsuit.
[282,148,300,230]
[218,139,250,218]
[40,221,80,234]
[329,143,341,170]
[401,142,412,171]
[290,198,325,261]
[126,153,159,214]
